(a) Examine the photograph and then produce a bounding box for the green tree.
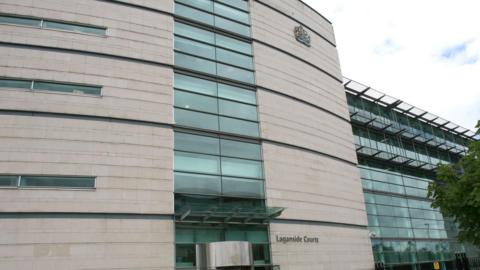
[428,120,480,246]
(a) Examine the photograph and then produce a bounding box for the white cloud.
[303,0,480,131]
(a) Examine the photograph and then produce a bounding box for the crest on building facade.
[294,25,311,47]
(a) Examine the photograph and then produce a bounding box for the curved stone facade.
[0,1,374,269]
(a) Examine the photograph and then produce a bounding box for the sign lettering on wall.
[275,235,319,244]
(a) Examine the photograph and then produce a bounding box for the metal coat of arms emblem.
[294,25,311,47]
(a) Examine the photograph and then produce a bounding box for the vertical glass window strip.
[174,73,259,137]
[173,132,264,199]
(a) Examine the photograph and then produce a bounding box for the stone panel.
[0,217,174,270]
[0,0,173,64]
[0,46,173,124]
[0,115,173,214]
[270,222,374,270]
[254,42,349,119]
[251,2,341,79]
[253,0,335,44]
[258,90,357,163]
[263,143,366,226]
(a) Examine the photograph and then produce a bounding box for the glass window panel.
[0,79,32,89]
[218,83,256,104]
[196,229,223,243]
[176,0,213,12]
[220,139,261,160]
[175,73,217,96]
[20,176,95,188]
[0,15,41,27]
[217,0,249,11]
[176,228,195,243]
[174,151,220,174]
[175,244,196,267]
[222,177,264,198]
[175,108,219,131]
[216,48,253,69]
[0,175,18,187]
[217,63,254,83]
[175,36,216,60]
[215,34,252,55]
[33,82,101,95]
[175,132,220,155]
[221,157,263,179]
[175,22,215,44]
[247,228,269,243]
[175,52,216,75]
[175,90,218,114]
[220,116,259,137]
[219,99,257,121]
[252,244,270,265]
[43,21,106,35]
[175,3,214,25]
[174,172,221,195]
[225,228,246,241]
[214,2,249,24]
[215,16,250,37]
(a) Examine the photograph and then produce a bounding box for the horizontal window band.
[0,77,102,96]
[370,236,453,242]
[174,149,263,163]
[174,87,257,106]
[174,17,252,44]
[173,191,265,200]
[254,0,336,47]
[174,33,253,57]
[174,170,264,181]
[0,175,96,189]
[363,189,437,203]
[271,218,368,230]
[174,50,255,72]
[174,106,259,123]
[0,13,107,36]
[0,212,174,220]
[175,1,251,26]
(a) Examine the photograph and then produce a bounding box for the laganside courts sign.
[276,235,319,244]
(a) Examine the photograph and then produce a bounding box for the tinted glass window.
[216,48,253,69]
[218,83,256,104]
[176,3,214,25]
[33,82,101,95]
[175,172,221,195]
[175,108,219,130]
[219,99,257,121]
[20,176,95,188]
[221,157,263,178]
[175,73,217,96]
[0,79,32,89]
[175,90,218,114]
[214,2,250,24]
[0,175,18,187]
[175,22,215,44]
[220,117,259,137]
[175,151,220,174]
[175,52,217,75]
[43,21,106,35]
[0,15,41,27]
[215,16,250,36]
[175,37,216,60]
[215,34,252,55]
[217,63,254,83]
[175,132,220,155]
[220,139,261,160]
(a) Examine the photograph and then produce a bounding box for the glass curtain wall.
[172,1,271,269]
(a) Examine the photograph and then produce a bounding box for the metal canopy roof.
[175,204,285,224]
[343,77,478,140]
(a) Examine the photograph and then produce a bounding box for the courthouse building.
[0,0,477,269]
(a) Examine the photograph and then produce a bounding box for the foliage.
[428,120,480,246]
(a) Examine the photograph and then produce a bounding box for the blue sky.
[304,0,480,131]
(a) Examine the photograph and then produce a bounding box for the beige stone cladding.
[270,222,374,270]
[253,42,349,120]
[0,217,174,270]
[0,46,173,123]
[0,115,173,214]
[263,143,365,226]
[258,90,357,164]
[251,1,341,79]
[0,0,173,64]
[253,0,336,45]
